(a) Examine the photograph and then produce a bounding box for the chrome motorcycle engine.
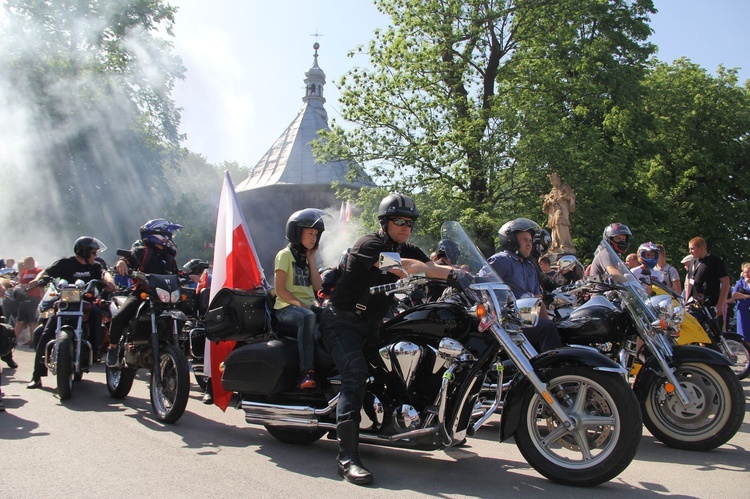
[379,341,423,390]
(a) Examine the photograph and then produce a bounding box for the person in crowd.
[685,237,730,330]
[589,223,632,280]
[538,256,556,278]
[425,238,461,302]
[16,256,44,347]
[730,263,750,340]
[655,244,682,294]
[553,255,584,286]
[488,218,563,353]
[625,253,639,269]
[630,242,664,285]
[680,254,694,298]
[319,193,455,485]
[273,208,326,391]
[107,219,182,367]
[26,237,115,388]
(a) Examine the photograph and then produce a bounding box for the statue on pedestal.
[542,172,576,255]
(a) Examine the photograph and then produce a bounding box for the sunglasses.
[389,217,415,228]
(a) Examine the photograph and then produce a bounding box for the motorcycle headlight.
[649,295,676,325]
[170,289,180,304]
[155,287,171,303]
[515,297,542,328]
[671,303,685,326]
[60,288,82,304]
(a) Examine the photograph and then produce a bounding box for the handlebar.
[370,281,402,295]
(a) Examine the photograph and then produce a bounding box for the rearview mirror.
[379,252,403,271]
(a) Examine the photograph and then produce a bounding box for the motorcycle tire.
[106,364,136,399]
[150,343,190,424]
[265,426,327,445]
[642,362,745,451]
[721,333,750,380]
[56,328,74,401]
[514,366,642,487]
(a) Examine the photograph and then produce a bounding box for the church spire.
[303,42,327,122]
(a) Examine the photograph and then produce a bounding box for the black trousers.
[522,317,562,353]
[109,295,141,345]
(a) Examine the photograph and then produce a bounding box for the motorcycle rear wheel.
[265,426,327,445]
[514,367,642,487]
[150,344,190,424]
[56,329,74,401]
[721,334,750,380]
[642,362,745,451]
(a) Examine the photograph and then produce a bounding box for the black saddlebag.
[204,288,270,341]
[221,339,298,394]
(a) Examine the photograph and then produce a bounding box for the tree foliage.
[319,0,656,257]
[0,0,185,258]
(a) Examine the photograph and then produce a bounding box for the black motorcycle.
[38,277,105,400]
[204,221,642,486]
[554,240,745,451]
[105,252,191,423]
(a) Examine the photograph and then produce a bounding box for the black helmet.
[436,239,460,264]
[498,218,540,253]
[74,236,106,260]
[377,194,419,228]
[603,223,632,253]
[532,228,551,257]
[183,258,208,276]
[285,208,327,247]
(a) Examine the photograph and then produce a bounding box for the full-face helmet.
[498,218,540,253]
[140,219,183,247]
[377,194,419,229]
[183,258,209,276]
[436,239,461,264]
[285,208,327,248]
[73,236,107,260]
[638,242,660,269]
[603,223,632,254]
[532,228,551,257]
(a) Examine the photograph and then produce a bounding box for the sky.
[172,0,750,170]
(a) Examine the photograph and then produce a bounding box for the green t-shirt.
[273,246,315,310]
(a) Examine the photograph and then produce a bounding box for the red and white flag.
[206,171,267,411]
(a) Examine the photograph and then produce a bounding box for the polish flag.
[206,171,267,411]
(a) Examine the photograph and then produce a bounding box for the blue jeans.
[319,306,380,424]
[275,305,317,372]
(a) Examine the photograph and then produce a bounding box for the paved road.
[1,346,749,498]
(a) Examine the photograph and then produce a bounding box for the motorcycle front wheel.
[514,366,642,487]
[642,362,745,451]
[56,328,74,401]
[106,364,136,399]
[721,334,750,380]
[150,343,190,424]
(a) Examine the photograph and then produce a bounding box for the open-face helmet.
[377,194,419,229]
[285,208,327,248]
[638,242,660,269]
[603,223,632,254]
[498,218,540,253]
[140,219,183,247]
[73,236,107,260]
[436,239,460,264]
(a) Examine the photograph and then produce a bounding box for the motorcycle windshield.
[594,239,658,323]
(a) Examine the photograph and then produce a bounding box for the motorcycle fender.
[160,309,188,321]
[498,347,624,441]
[631,345,732,402]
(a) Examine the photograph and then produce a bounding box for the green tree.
[0,0,185,255]
[638,59,750,273]
[319,0,656,256]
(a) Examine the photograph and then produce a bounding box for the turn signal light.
[140,292,148,300]
[664,382,676,393]
[476,303,487,318]
[181,294,187,302]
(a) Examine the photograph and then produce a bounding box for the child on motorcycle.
[273,209,326,390]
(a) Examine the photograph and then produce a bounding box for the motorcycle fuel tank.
[557,298,621,345]
[381,302,472,343]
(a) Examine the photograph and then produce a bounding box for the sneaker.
[202,392,213,404]
[299,370,317,390]
[106,347,119,368]
[27,378,42,389]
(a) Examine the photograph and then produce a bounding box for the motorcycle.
[205,221,642,486]
[554,240,745,451]
[105,251,191,424]
[39,277,106,400]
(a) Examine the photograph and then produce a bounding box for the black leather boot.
[336,420,373,485]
